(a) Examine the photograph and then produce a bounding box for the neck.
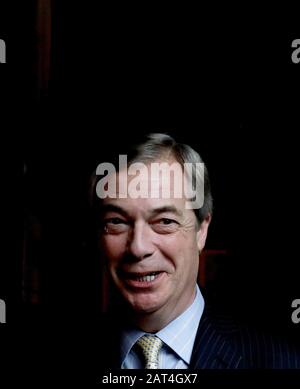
[129,287,197,333]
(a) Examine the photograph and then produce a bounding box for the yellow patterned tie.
[136,335,163,369]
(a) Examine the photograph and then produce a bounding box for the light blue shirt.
[121,285,204,369]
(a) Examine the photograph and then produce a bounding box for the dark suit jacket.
[99,304,300,369]
[189,305,300,368]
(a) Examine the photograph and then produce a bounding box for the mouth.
[119,270,165,288]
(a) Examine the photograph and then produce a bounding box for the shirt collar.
[120,285,204,366]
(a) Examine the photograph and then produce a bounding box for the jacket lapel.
[190,306,245,369]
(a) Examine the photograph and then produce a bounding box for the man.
[89,133,300,369]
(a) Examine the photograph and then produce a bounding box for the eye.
[159,218,176,225]
[106,217,124,225]
[102,217,129,234]
[151,218,179,234]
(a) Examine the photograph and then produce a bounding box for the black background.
[1,2,300,385]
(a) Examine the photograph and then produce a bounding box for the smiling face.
[99,160,211,329]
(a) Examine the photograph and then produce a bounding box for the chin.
[126,293,164,314]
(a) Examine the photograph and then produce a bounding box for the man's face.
[99,160,210,324]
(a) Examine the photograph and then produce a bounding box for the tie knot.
[136,335,163,369]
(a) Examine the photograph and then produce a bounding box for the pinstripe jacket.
[101,304,300,369]
[189,305,300,369]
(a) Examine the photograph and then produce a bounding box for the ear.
[196,213,212,252]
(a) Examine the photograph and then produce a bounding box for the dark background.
[1,2,300,384]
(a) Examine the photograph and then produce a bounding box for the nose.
[127,221,154,261]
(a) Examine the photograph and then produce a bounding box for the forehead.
[100,160,196,218]
[115,159,186,199]
[96,156,202,215]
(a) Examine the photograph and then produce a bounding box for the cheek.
[156,237,187,271]
[101,236,127,262]
[156,236,177,256]
[159,234,197,260]
[166,237,199,273]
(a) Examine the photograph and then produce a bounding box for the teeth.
[136,273,158,282]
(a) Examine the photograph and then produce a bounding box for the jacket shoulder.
[191,304,300,369]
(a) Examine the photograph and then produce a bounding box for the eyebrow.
[100,204,130,218]
[100,204,183,218]
[148,206,183,218]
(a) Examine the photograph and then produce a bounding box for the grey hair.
[90,133,213,224]
[130,133,213,224]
